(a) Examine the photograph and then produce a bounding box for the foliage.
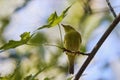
[0,5,71,80]
[0,32,31,50]
[0,0,117,80]
[37,6,70,29]
[0,6,70,51]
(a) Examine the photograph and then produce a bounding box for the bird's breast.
[64,32,81,51]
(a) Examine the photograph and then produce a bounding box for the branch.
[28,43,89,56]
[44,43,89,55]
[106,0,117,18]
[74,13,120,80]
[63,48,90,56]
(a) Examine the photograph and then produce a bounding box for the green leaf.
[0,40,23,50]
[37,6,71,30]
[49,6,71,27]
[49,6,70,27]
[37,25,50,30]
[44,77,51,80]
[24,74,39,80]
[28,32,48,45]
[24,75,33,80]
[0,32,31,50]
[59,6,71,18]
[20,32,31,41]
[0,77,9,80]
[48,11,58,25]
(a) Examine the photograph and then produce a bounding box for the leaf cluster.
[0,6,71,80]
[0,32,31,50]
[0,6,71,51]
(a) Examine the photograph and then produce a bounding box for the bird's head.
[61,24,75,33]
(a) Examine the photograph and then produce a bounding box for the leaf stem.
[30,67,46,80]
[74,13,120,80]
[58,24,63,46]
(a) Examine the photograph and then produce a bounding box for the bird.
[61,24,82,74]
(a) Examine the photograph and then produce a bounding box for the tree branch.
[74,13,120,80]
[40,43,89,55]
[44,43,89,55]
[106,0,117,18]
[63,48,90,56]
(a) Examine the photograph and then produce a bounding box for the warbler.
[62,24,82,74]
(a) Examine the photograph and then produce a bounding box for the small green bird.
[62,24,82,74]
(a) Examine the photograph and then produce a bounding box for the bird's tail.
[67,54,75,74]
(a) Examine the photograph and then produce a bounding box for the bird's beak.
[61,24,65,28]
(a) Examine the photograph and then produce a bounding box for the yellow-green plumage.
[62,24,82,74]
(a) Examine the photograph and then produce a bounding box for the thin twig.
[27,43,89,56]
[58,24,63,46]
[44,43,89,55]
[30,67,46,80]
[106,0,117,18]
[74,14,120,80]
[44,43,64,49]
[63,48,89,55]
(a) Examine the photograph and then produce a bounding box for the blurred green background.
[0,0,120,80]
